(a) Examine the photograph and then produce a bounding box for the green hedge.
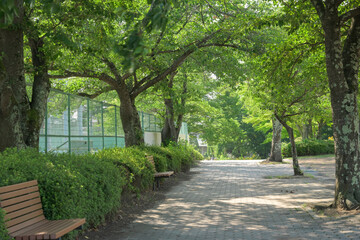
[0,144,203,240]
[140,143,203,173]
[282,139,334,157]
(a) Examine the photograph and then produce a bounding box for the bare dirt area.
[305,203,360,219]
[79,171,195,240]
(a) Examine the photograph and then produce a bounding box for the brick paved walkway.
[89,159,360,240]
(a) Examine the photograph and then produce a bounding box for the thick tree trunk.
[276,115,303,175]
[321,12,360,209]
[268,117,283,162]
[27,37,51,148]
[117,89,144,147]
[0,0,28,151]
[161,98,182,146]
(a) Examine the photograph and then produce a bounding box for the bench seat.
[0,180,85,240]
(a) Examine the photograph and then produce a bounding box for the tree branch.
[310,0,326,23]
[102,57,122,81]
[204,0,236,18]
[49,70,119,89]
[131,49,194,98]
[78,86,115,99]
[340,7,360,26]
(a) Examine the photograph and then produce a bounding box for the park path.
[84,159,360,240]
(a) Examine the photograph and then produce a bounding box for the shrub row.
[0,144,203,240]
[282,139,334,157]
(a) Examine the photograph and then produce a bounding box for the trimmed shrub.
[282,139,334,157]
[95,147,154,193]
[0,148,126,239]
[140,143,203,173]
[0,144,203,239]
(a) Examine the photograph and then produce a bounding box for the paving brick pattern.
[99,160,360,240]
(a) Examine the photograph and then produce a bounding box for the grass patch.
[260,160,290,165]
[264,173,314,179]
[297,154,335,159]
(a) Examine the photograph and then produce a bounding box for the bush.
[0,148,126,239]
[282,139,334,157]
[140,143,203,173]
[0,144,203,239]
[95,147,154,193]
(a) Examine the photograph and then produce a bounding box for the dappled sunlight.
[108,160,360,239]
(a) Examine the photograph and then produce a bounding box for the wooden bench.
[0,180,85,240]
[146,156,174,190]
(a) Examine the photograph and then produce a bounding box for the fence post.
[68,94,71,154]
[101,102,105,149]
[87,99,90,152]
[115,106,118,147]
[45,100,48,153]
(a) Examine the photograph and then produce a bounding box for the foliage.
[0,148,125,239]
[140,142,203,173]
[95,147,154,193]
[0,144,202,239]
[0,209,12,240]
[282,139,334,158]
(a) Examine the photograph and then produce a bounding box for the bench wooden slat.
[48,219,85,239]
[0,180,38,194]
[11,220,50,238]
[7,209,44,228]
[3,198,42,215]
[0,192,40,208]
[0,186,39,201]
[7,215,46,234]
[5,203,43,221]
[14,218,85,240]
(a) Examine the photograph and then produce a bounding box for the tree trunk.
[117,89,144,147]
[161,98,180,146]
[27,37,51,148]
[161,72,185,146]
[317,8,360,209]
[316,119,325,140]
[276,115,303,175]
[268,117,283,162]
[297,119,313,140]
[0,0,28,151]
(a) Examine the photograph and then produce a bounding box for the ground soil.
[306,203,360,219]
[79,171,195,240]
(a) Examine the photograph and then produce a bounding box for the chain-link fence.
[38,89,188,154]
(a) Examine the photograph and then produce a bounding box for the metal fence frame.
[38,88,187,154]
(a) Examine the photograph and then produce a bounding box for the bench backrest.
[146,155,157,172]
[0,180,46,235]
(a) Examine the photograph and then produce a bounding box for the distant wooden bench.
[146,156,174,190]
[0,180,85,240]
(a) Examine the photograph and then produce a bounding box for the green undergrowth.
[282,139,334,158]
[0,144,203,240]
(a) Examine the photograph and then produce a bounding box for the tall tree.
[0,0,27,150]
[52,0,254,147]
[268,117,283,162]
[307,1,360,209]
